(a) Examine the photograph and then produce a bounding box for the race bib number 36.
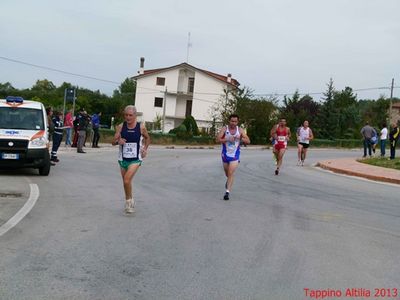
[123,142,137,158]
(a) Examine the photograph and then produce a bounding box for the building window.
[154,97,163,107]
[185,100,192,117]
[188,77,195,93]
[156,77,165,86]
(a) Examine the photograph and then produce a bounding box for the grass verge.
[358,157,400,170]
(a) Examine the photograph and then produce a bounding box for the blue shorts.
[221,153,240,164]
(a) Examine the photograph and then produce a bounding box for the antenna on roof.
[186,32,192,63]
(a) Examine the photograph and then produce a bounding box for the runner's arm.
[112,124,123,145]
[216,126,227,144]
[270,125,277,140]
[240,128,251,145]
[140,123,151,158]
[296,127,300,141]
[309,128,314,140]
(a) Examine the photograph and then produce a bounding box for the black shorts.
[298,142,310,148]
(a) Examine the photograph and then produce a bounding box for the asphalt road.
[0,147,399,300]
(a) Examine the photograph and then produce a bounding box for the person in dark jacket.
[51,111,64,163]
[77,110,90,153]
[91,112,101,148]
[360,121,374,158]
[389,122,400,160]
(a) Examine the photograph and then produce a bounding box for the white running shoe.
[125,199,134,214]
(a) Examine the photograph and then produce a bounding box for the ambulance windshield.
[0,107,44,130]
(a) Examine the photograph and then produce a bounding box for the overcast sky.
[1,0,399,101]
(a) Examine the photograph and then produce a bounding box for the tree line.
[212,79,397,144]
[0,78,136,127]
[1,78,397,144]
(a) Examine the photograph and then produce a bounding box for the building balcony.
[166,90,193,97]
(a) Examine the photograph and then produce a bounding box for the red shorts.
[274,142,287,151]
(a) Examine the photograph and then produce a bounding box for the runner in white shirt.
[296,120,314,166]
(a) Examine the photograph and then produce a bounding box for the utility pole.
[186,32,192,63]
[389,78,394,128]
[162,87,167,133]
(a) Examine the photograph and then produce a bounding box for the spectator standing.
[71,111,80,148]
[46,107,54,142]
[64,109,73,146]
[77,110,90,153]
[389,122,400,160]
[84,116,93,147]
[51,111,63,162]
[380,123,388,157]
[371,128,378,156]
[91,112,102,148]
[360,122,374,158]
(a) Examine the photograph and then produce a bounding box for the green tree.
[31,79,56,92]
[182,115,199,136]
[113,77,136,105]
[240,97,277,144]
[359,97,390,129]
[210,87,239,125]
[317,78,337,139]
[280,91,320,137]
[332,87,359,138]
[0,82,16,98]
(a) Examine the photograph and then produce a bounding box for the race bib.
[277,136,286,142]
[226,142,236,156]
[123,142,137,158]
[300,138,309,144]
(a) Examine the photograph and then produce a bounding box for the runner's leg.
[277,148,286,169]
[226,161,239,192]
[121,164,141,200]
[302,147,308,161]
[297,143,303,165]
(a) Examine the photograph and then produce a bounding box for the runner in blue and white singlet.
[217,114,250,200]
[221,125,241,163]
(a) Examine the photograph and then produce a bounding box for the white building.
[132,58,239,133]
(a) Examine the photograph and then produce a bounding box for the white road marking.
[0,183,39,237]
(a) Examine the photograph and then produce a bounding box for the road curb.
[317,160,400,185]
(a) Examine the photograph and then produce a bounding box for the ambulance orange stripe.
[30,130,45,141]
[5,102,23,107]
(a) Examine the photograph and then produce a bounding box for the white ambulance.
[0,96,51,175]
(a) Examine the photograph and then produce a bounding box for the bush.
[182,116,199,136]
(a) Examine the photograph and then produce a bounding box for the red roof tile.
[132,62,239,87]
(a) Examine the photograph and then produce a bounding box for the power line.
[1,55,397,98]
[0,56,120,85]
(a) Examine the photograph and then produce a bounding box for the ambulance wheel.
[39,151,51,176]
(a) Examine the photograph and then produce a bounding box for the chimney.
[227,73,232,84]
[139,57,145,75]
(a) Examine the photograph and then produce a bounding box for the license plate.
[1,153,19,160]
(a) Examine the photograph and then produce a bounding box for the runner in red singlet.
[271,118,291,175]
